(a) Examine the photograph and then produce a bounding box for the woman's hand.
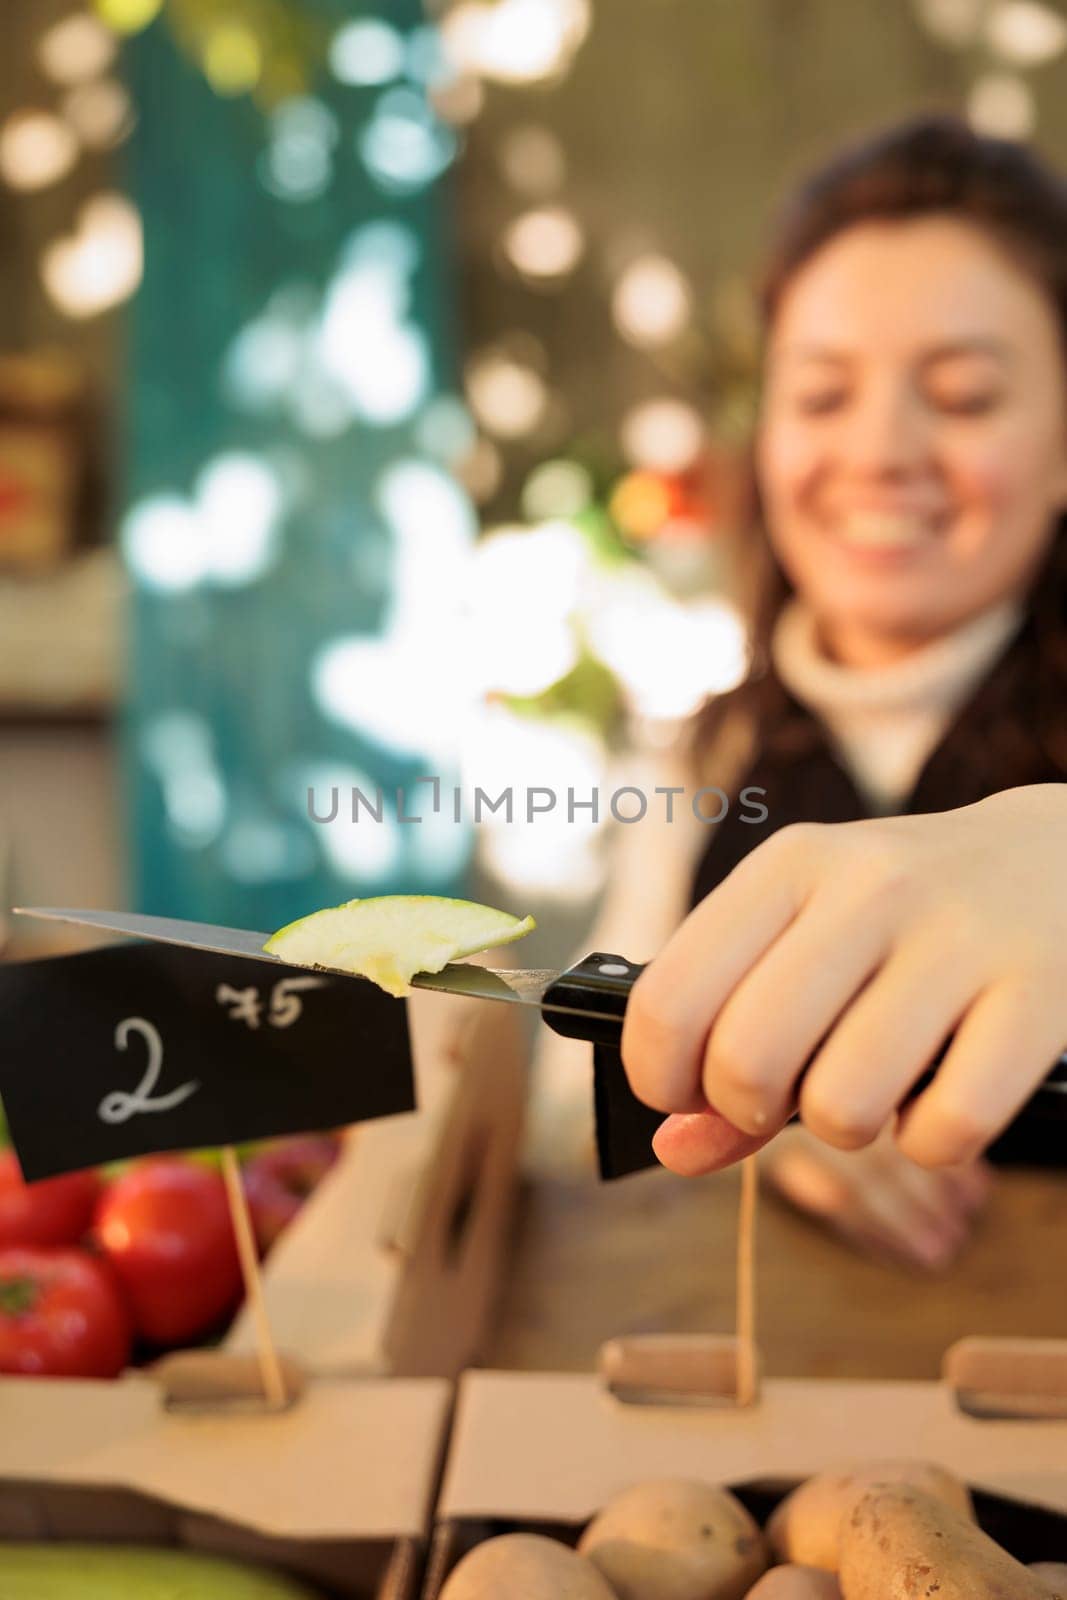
[759,1123,991,1271]
[622,784,1067,1174]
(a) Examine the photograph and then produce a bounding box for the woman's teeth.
[834,511,930,548]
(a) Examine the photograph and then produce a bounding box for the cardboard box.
[423,1340,1067,1593]
[0,957,525,1596]
[226,989,528,1379]
[0,1356,452,1598]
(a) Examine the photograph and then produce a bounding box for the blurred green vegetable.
[0,1543,322,1597]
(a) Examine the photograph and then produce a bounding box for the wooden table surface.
[488,1160,1066,1381]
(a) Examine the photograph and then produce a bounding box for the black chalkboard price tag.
[0,943,415,1181]
[593,1042,666,1181]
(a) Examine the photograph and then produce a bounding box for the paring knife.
[13,907,1067,1128]
[12,906,634,1038]
[13,906,661,1179]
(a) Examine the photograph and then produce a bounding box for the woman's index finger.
[620,824,818,1114]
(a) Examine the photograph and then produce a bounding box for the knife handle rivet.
[597,962,630,977]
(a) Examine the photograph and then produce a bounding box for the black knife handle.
[542,953,647,1045]
[542,951,1067,1125]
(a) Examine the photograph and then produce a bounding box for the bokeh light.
[41,192,143,318]
[913,0,984,47]
[161,771,227,847]
[343,217,421,275]
[300,763,401,882]
[443,0,591,85]
[613,255,693,348]
[261,97,338,203]
[358,87,457,195]
[376,458,478,607]
[464,705,607,900]
[93,0,164,34]
[312,634,457,759]
[202,24,263,97]
[405,25,453,89]
[0,111,78,192]
[329,19,405,86]
[122,496,205,593]
[194,453,283,586]
[521,459,593,521]
[220,818,316,885]
[261,142,330,201]
[316,258,430,424]
[222,224,432,436]
[122,455,284,592]
[504,206,585,280]
[620,398,705,472]
[967,70,1036,136]
[610,471,673,539]
[586,574,748,719]
[62,80,134,149]
[223,318,305,413]
[312,456,476,762]
[986,0,1067,64]
[462,522,587,696]
[466,349,549,438]
[39,13,117,85]
[141,710,228,851]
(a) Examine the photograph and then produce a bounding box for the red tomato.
[93,1158,242,1347]
[0,1150,100,1250]
[0,1248,131,1378]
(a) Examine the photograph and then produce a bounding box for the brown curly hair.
[689,114,1067,790]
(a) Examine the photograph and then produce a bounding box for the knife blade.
[10,907,638,1030]
[13,907,1067,1126]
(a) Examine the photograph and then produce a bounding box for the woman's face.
[757,215,1067,664]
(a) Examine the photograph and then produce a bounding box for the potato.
[766,1461,972,1571]
[1031,1565,1067,1596]
[745,1566,842,1598]
[838,1485,1051,1600]
[578,1478,767,1600]
[439,1533,617,1600]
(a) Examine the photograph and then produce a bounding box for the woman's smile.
[821,507,948,553]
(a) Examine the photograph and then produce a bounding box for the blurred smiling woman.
[540,115,1067,1271]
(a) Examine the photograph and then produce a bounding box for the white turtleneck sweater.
[770,598,1024,813]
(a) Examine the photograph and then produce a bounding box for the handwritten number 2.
[98,1017,201,1125]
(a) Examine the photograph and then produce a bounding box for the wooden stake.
[735,1154,759,1407]
[220,1145,287,1409]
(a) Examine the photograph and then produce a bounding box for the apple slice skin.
[264,895,536,998]
[0,1543,323,1598]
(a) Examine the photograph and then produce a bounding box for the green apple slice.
[264,894,536,998]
